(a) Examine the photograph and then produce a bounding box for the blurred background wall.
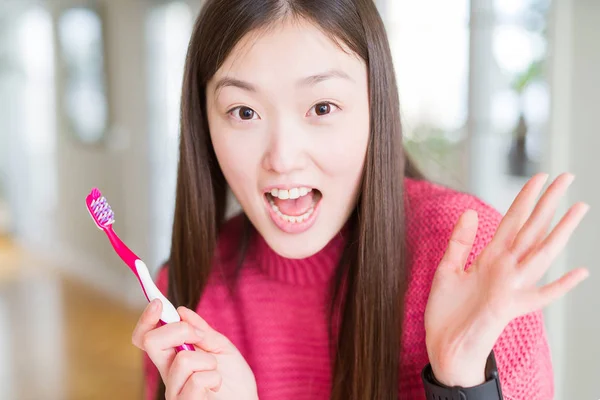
[0,0,598,399]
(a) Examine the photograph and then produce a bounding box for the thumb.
[178,307,237,354]
[438,209,478,272]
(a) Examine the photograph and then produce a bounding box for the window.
[146,1,193,270]
[379,0,470,188]
[380,0,551,213]
[0,5,57,240]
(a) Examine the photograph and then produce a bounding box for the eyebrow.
[297,69,354,87]
[213,69,354,94]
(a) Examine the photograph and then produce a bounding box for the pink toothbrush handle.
[159,320,196,352]
[176,343,195,352]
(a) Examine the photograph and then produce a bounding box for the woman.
[133,1,589,399]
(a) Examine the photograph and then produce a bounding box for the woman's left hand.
[424,173,590,387]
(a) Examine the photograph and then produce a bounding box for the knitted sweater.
[144,177,554,399]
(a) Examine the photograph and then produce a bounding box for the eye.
[229,106,259,121]
[308,102,339,117]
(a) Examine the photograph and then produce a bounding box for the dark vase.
[507,113,535,177]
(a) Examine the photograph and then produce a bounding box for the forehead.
[207,18,366,90]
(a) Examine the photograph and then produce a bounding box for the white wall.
[546,1,600,399]
[2,0,205,307]
[35,0,153,308]
[462,0,600,397]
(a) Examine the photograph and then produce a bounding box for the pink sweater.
[145,178,553,399]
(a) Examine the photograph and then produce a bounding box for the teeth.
[269,187,313,200]
[267,195,314,224]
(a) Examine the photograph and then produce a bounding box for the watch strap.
[421,351,503,400]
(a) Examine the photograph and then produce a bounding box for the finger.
[166,349,218,399]
[492,173,549,249]
[523,267,589,313]
[511,173,575,259]
[132,299,162,349]
[179,370,223,400]
[179,307,235,354]
[438,209,478,272]
[520,202,590,283]
[142,321,204,379]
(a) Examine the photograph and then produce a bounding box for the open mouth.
[264,187,322,224]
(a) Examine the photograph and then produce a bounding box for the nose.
[261,120,308,175]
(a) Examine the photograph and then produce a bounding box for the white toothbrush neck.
[135,260,181,323]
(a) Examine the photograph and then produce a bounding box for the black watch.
[421,351,503,400]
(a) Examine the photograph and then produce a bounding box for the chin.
[258,219,341,260]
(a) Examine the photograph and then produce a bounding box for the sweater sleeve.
[493,310,554,399]
[458,197,555,399]
[143,266,169,400]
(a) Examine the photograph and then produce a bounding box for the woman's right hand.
[132,299,259,400]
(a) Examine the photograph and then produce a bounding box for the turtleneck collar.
[247,226,348,286]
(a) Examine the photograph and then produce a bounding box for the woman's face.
[206,18,370,258]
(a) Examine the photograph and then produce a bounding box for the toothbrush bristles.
[86,188,115,227]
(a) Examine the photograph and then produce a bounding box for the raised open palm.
[424,173,590,387]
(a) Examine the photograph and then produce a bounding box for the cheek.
[316,113,369,182]
[208,122,262,198]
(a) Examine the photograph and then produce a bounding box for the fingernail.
[150,299,160,311]
[195,329,204,339]
[565,173,575,184]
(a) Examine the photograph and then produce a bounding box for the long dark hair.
[159,1,422,399]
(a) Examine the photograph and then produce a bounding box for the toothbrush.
[85,187,194,352]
